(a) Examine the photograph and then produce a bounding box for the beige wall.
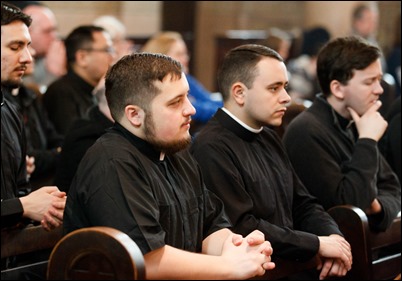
[42,1,161,37]
[43,1,401,91]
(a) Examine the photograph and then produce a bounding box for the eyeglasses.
[81,47,115,54]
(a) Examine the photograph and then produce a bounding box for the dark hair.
[105,53,183,121]
[6,1,41,10]
[64,25,106,68]
[317,36,381,97]
[218,44,283,101]
[1,1,32,26]
[300,27,330,57]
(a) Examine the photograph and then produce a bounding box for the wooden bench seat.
[328,205,401,280]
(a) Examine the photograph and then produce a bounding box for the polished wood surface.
[329,205,401,280]
[47,226,145,280]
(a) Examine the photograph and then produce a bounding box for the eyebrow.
[7,40,30,46]
[268,81,288,87]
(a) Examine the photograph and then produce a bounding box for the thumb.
[366,100,382,114]
[40,186,60,193]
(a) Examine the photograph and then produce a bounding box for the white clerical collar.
[221,107,263,133]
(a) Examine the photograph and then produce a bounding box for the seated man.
[1,1,65,233]
[190,44,352,280]
[1,3,66,278]
[63,53,275,280]
[283,36,401,232]
[54,83,114,192]
[43,25,114,136]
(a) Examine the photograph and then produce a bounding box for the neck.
[327,95,351,120]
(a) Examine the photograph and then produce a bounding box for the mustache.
[15,64,28,72]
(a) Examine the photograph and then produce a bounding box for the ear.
[124,105,143,127]
[232,83,246,105]
[75,49,89,68]
[330,80,345,100]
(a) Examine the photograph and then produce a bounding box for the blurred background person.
[91,14,135,108]
[351,2,379,47]
[351,2,388,73]
[141,31,223,135]
[54,82,113,193]
[386,13,401,97]
[93,15,134,63]
[42,25,115,136]
[264,27,292,63]
[3,46,63,191]
[10,1,67,93]
[379,96,401,183]
[287,26,331,103]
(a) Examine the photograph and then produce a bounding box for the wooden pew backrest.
[1,224,63,259]
[47,226,146,280]
[1,224,63,279]
[328,205,401,280]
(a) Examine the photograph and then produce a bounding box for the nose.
[21,46,33,64]
[376,79,384,95]
[183,96,196,116]
[280,88,292,104]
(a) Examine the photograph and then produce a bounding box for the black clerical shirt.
[64,122,231,255]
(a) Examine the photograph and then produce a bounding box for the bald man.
[22,4,66,90]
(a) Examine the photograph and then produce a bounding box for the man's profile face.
[1,20,32,88]
[143,73,195,154]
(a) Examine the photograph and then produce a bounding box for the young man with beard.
[63,53,275,280]
[1,3,66,278]
[1,1,65,232]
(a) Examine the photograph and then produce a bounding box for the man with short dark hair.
[64,52,275,280]
[43,25,115,136]
[1,0,65,232]
[283,36,400,232]
[191,44,352,280]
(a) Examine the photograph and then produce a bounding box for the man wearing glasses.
[42,25,115,136]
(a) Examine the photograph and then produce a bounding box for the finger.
[319,259,333,280]
[247,231,265,245]
[328,260,340,277]
[51,191,67,197]
[52,200,66,210]
[232,234,243,246]
[41,220,51,232]
[340,252,352,271]
[366,100,382,113]
[41,186,60,193]
[316,258,323,271]
[257,268,266,277]
[49,208,64,221]
[261,243,273,256]
[43,212,62,228]
[263,261,275,270]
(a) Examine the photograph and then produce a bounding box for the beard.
[143,111,191,155]
[1,79,22,90]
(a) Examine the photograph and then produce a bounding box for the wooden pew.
[328,205,401,280]
[1,224,64,279]
[47,226,145,280]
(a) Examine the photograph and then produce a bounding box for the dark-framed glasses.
[81,47,115,54]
